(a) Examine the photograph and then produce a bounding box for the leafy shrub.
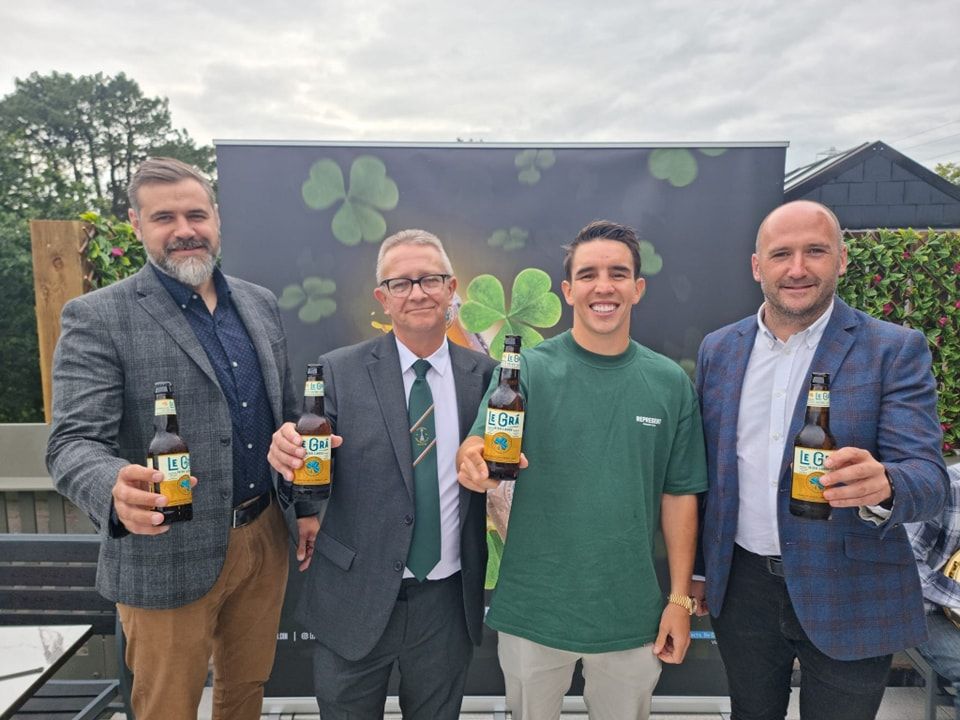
[838,229,959,454]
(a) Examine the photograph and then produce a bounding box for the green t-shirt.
[471,331,708,653]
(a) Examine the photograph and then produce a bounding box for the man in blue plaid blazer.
[694,200,947,720]
[907,463,960,719]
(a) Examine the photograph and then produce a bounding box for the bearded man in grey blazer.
[46,157,308,720]
[269,229,497,719]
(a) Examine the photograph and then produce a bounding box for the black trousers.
[312,572,472,720]
[712,545,892,720]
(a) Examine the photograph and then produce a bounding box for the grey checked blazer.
[295,333,497,661]
[46,265,299,609]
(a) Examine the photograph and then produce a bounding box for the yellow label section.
[150,452,192,507]
[482,409,524,463]
[154,398,176,416]
[304,380,325,397]
[791,446,833,504]
[500,352,521,370]
[807,390,830,408]
[294,435,331,486]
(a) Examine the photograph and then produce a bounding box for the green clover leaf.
[278,276,337,323]
[488,226,529,251]
[648,148,698,187]
[460,268,562,357]
[514,149,556,185]
[301,156,399,245]
[301,159,346,209]
[639,240,663,275]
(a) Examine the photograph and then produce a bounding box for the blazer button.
[394,561,404,572]
[403,514,413,525]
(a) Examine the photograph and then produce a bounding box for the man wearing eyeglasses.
[268,229,497,719]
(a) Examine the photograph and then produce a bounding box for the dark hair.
[128,157,216,215]
[562,220,642,280]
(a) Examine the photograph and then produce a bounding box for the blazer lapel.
[778,299,858,481]
[367,334,415,499]
[450,343,486,527]
[717,318,758,495]
[134,266,220,389]
[230,280,283,424]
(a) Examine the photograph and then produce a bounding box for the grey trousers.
[312,572,472,720]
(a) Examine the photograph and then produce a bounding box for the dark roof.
[784,140,960,229]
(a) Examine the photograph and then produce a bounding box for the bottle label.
[807,390,830,408]
[483,410,524,464]
[149,452,192,507]
[304,380,325,397]
[791,446,833,504]
[500,352,521,370]
[154,399,176,416]
[294,435,331,487]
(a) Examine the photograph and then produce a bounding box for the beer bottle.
[483,335,525,481]
[147,381,193,524]
[790,372,837,520]
[293,363,333,500]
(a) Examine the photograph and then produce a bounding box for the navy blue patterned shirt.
[152,265,275,505]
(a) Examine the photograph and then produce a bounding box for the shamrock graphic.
[459,268,562,357]
[488,227,529,251]
[648,147,727,188]
[514,149,556,185]
[302,156,399,245]
[278,277,337,323]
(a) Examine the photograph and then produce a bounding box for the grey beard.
[150,252,218,288]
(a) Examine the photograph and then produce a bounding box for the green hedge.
[838,229,959,455]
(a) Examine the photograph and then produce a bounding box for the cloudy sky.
[3,0,959,172]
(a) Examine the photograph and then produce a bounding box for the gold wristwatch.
[668,592,698,615]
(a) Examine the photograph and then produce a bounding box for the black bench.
[0,534,133,720]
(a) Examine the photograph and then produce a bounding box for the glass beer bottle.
[147,381,193,524]
[293,363,333,500]
[483,335,525,481]
[790,372,837,520]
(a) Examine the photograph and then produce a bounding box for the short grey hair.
[128,157,216,215]
[375,229,454,284]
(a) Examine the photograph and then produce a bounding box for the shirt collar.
[394,335,451,377]
[151,263,231,308]
[755,299,834,351]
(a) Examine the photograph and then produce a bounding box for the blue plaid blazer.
[696,297,947,660]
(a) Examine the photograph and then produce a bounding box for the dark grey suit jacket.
[295,333,497,661]
[46,265,299,609]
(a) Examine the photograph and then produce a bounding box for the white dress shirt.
[395,337,462,580]
[734,302,834,556]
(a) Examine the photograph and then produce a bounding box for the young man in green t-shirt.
[458,220,708,720]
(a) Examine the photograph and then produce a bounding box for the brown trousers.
[117,502,289,720]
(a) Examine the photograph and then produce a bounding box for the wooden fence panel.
[29,221,89,422]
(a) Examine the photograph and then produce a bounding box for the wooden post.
[30,221,89,422]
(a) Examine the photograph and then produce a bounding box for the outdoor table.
[0,625,93,720]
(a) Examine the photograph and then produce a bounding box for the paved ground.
[128,686,947,719]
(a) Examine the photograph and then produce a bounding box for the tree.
[0,214,43,422]
[935,162,960,185]
[0,71,214,218]
[0,71,213,422]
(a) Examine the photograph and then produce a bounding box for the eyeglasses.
[379,274,450,297]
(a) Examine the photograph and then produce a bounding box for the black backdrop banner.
[215,141,787,699]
